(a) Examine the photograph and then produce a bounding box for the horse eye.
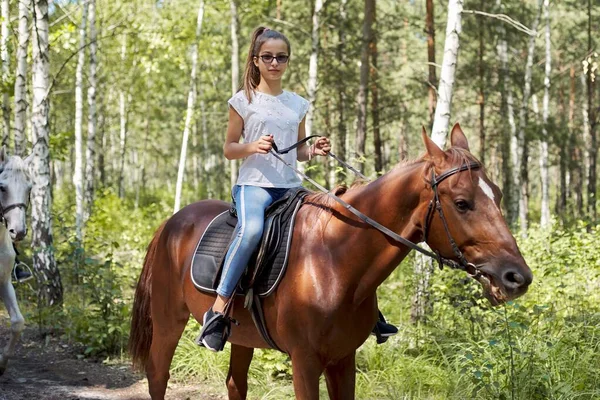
[454,200,471,212]
[0,185,5,193]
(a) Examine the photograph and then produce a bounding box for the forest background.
[3,0,599,398]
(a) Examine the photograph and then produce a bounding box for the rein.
[269,136,483,278]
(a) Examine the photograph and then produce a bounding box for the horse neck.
[334,161,429,306]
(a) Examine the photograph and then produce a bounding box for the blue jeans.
[217,185,293,297]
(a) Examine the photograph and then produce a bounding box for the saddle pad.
[190,200,304,297]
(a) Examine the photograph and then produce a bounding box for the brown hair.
[241,27,291,103]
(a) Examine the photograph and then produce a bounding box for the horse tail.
[129,220,167,372]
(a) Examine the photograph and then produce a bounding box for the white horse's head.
[0,147,32,241]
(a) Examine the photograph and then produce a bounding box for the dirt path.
[0,318,225,400]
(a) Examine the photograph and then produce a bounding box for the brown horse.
[129,124,532,400]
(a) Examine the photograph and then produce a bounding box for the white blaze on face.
[478,178,499,210]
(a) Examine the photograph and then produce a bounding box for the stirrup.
[13,261,33,284]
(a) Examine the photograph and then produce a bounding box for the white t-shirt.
[228,89,310,188]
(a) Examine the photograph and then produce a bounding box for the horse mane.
[304,146,482,211]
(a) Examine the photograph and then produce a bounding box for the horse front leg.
[290,351,324,400]
[226,344,254,400]
[324,352,356,400]
[0,280,25,376]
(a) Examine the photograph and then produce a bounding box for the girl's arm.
[296,116,331,162]
[223,107,273,160]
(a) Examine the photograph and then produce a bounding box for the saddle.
[190,187,311,351]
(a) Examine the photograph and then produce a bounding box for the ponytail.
[241,26,291,103]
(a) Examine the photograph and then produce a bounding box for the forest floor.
[0,316,225,400]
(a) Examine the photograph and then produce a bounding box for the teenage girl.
[200,27,397,352]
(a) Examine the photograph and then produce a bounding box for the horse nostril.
[502,270,525,289]
[9,228,15,235]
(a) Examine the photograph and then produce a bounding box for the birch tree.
[118,35,127,198]
[426,0,436,126]
[516,0,543,234]
[1,0,9,148]
[31,0,62,306]
[539,0,551,227]
[229,0,239,188]
[84,0,97,220]
[73,0,89,243]
[430,0,463,147]
[14,0,30,156]
[174,0,204,213]
[305,0,323,138]
[355,0,375,162]
[412,0,463,323]
[585,0,597,220]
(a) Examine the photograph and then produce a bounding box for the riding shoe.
[13,264,33,283]
[198,308,229,352]
[371,311,398,344]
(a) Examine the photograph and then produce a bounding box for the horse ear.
[0,145,6,164]
[24,152,34,167]
[450,123,470,151]
[422,126,445,164]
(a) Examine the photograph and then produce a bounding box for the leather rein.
[270,135,483,279]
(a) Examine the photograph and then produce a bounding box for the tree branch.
[462,10,536,36]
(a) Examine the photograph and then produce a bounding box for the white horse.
[0,147,32,375]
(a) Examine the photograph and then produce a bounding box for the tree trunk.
[412,0,464,324]
[336,0,348,185]
[496,0,516,223]
[1,0,10,148]
[305,0,323,139]
[426,0,436,126]
[174,0,204,213]
[586,0,597,221]
[356,0,375,162]
[73,0,89,243]
[430,0,463,148]
[14,0,30,156]
[569,66,583,216]
[370,7,382,174]
[539,0,551,227]
[516,0,543,235]
[31,0,62,307]
[477,0,485,164]
[229,0,239,188]
[581,72,590,214]
[84,0,97,221]
[118,35,127,198]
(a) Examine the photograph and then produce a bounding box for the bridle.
[270,135,484,280]
[0,201,28,228]
[421,162,482,278]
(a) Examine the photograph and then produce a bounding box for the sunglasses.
[257,54,289,64]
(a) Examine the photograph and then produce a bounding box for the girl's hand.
[253,135,274,154]
[312,137,331,156]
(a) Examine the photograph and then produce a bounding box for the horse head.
[0,147,32,242]
[420,124,532,305]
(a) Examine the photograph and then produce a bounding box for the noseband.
[0,202,28,227]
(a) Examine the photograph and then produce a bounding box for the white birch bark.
[305,0,323,138]
[174,0,204,213]
[229,0,239,189]
[412,0,464,324]
[356,0,374,159]
[73,0,88,243]
[516,0,543,234]
[84,0,97,221]
[1,0,9,147]
[31,0,62,306]
[539,0,551,227]
[430,0,463,148]
[14,0,30,156]
[118,35,127,198]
